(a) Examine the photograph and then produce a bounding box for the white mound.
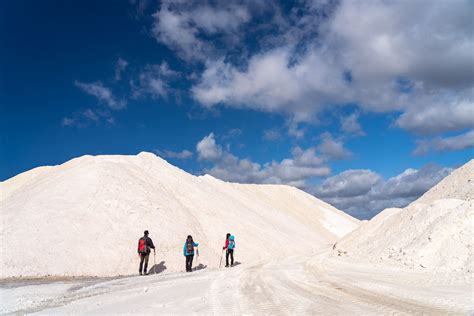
[334,160,474,272]
[0,152,359,278]
[416,160,474,204]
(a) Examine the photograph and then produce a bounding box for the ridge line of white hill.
[334,159,473,273]
[0,152,359,278]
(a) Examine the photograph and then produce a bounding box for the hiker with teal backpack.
[223,233,236,267]
[183,235,199,272]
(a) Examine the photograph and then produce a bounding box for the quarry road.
[2,255,472,315]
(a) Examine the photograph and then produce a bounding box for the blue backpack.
[228,236,236,250]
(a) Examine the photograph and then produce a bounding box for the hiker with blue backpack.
[183,235,199,272]
[223,233,236,267]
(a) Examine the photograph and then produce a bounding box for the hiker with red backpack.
[137,230,155,275]
[183,235,199,272]
[223,233,236,267]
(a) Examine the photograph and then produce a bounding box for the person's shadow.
[193,264,207,271]
[147,261,167,275]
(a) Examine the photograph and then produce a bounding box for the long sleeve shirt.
[183,241,199,256]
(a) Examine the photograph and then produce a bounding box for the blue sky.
[1,0,473,219]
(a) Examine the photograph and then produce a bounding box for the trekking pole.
[219,249,224,268]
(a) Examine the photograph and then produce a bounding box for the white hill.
[0,152,359,278]
[334,160,474,272]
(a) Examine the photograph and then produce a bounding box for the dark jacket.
[138,236,155,254]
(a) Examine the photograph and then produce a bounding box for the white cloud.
[190,0,474,135]
[152,2,250,61]
[318,133,352,160]
[190,4,249,34]
[341,112,365,136]
[414,130,474,155]
[158,61,180,78]
[329,0,474,89]
[114,58,129,81]
[264,158,330,186]
[313,164,452,219]
[155,149,193,159]
[196,132,330,186]
[147,78,168,98]
[192,48,348,122]
[74,81,126,110]
[152,5,203,61]
[316,169,381,198]
[131,62,179,99]
[196,133,223,161]
[396,94,474,135]
[292,146,325,167]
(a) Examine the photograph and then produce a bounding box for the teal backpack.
[228,235,236,250]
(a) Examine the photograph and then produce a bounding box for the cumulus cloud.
[74,81,126,110]
[196,132,331,186]
[329,1,474,89]
[396,94,474,135]
[318,133,352,160]
[414,130,474,155]
[192,48,348,122]
[189,0,474,137]
[316,169,381,199]
[155,149,193,159]
[196,133,223,161]
[291,146,325,168]
[313,164,452,219]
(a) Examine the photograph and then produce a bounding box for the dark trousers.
[139,253,149,274]
[226,249,234,266]
[185,254,194,272]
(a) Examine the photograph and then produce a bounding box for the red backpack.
[138,238,147,254]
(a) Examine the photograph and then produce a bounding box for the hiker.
[183,235,199,272]
[223,233,236,267]
[137,230,155,275]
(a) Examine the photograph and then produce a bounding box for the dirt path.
[2,256,472,315]
[230,256,471,315]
